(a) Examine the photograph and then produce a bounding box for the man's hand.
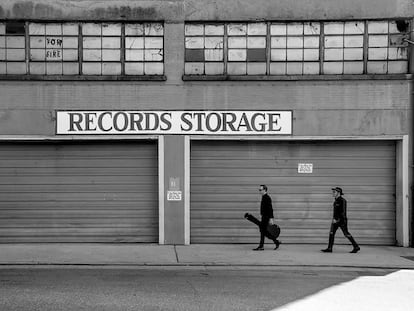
[269,218,274,225]
[332,219,338,224]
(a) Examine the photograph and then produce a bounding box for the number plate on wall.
[167,191,182,201]
[298,163,313,174]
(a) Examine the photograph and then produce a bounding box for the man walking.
[253,185,281,251]
[321,187,360,253]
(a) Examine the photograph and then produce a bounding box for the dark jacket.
[260,193,274,219]
[333,196,347,223]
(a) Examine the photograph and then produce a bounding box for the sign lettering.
[56,110,292,135]
[46,37,63,60]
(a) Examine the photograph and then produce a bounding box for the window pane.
[228,49,246,61]
[205,62,224,74]
[125,62,144,75]
[126,37,144,49]
[248,23,266,35]
[227,24,247,36]
[227,62,246,74]
[205,49,223,61]
[205,25,224,35]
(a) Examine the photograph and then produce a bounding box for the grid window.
[228,23,267,75]
[270,22,320,75]
[367,20,409,74]
[0,21,164,77]
[0,21,27,74]
[29,23,79,75]
[323,21,365,74]
[125,23,164,75]
[82,23,122,75]
[184,19,409,77]
[184,24,224,75]
[184,22,267,75]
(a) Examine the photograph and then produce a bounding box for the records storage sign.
[56,110,292,135]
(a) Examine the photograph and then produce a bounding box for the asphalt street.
[0,267,400,311]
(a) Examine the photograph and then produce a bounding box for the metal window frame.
[183,19,411,79]
[0,20,166,80]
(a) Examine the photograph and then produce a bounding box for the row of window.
[0,20,410,77]
[0,22,164,75]
[185,20,410,75]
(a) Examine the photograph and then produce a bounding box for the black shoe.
[350,246,360,253]
[244,213,249,218]
[321,248,332,253]
[253,246,264,251]
[274,240,281,250]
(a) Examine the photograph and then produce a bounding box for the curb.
[0,262,412,270]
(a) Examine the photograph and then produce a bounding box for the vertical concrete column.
[159,135,189,245]
[396,135,410,246]
[164,21,184,85]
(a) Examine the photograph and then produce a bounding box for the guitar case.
[244,213,281,240]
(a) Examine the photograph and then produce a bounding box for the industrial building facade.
[0,0,412,246]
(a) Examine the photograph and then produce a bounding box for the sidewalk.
[1,243,414,269]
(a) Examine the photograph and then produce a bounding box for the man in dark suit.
[253,185,281,251]
[321,187,360,253]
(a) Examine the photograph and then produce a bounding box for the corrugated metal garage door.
[190,140,396,245]
[0,141,158,243]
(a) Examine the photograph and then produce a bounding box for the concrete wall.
[0,0,413,21]
[0,80,410,137]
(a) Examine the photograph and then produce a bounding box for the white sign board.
[298,163,313,174]
[56,110,292,135]
[167,191,182,201]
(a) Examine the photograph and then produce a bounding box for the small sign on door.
[298,163,313,174]
[167,190,182,201]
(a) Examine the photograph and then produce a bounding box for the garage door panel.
[2,175,157,184]
[0,201,156,209]
[192,168,396,178]
[191,146,395,159]
[1,209,157,217]
[192,159,394,170]
[192,214,394,228]
[191,184,395,195]
[0,158,157,168]
[0,142,158,243]
[1,183,157,191]
[0,194,156,203]
[0,167,157,176]
[0,217,157,225]
[0,145,156,156]
[191,141,396,245]
[192,192,395,203]
[192,176,395,186]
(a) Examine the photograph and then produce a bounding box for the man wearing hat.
[321,187,360,253]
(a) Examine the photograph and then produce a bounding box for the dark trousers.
[327,221,359,249]
[259,217,277,246]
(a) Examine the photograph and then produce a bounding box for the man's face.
[332,190,338,198]
[259,187,265,195]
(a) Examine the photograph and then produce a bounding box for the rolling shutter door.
[0,141,158,243]
[191,140,396,245]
